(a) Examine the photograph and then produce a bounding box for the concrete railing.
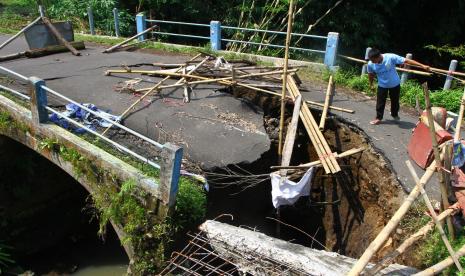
[0,65,182,208]
[135,13,339,69]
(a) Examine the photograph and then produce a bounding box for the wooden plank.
[319,75,334,129]
[25,41,85,58]
[41,17,80,56]
[281,95,302,173]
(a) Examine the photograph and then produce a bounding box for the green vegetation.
[318,68,464,113]
[35,136,206,274]
[0,110,29,133]
[419,229,465,275]
[0,242,14,275]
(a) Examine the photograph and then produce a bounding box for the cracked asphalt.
[0,34,448,200]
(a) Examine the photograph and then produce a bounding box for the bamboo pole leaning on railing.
[454,88,465,141]
[423,83,455,239]
[102,25,157,53]
[347,154,443,276]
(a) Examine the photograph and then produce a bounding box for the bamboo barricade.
[278,0,295,158]
[41,17,80,56]
[367,204,459,275]
[347,154,443,276]
[423,83,455,239]
[101,53,203,136]
[319,75,334,129]
[286,75,340,174]
[406,160,462,272]
[270,147,365,171]
[280,95,302,175]
[338,55,432,76]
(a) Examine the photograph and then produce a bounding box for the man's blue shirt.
[367,53,405,88]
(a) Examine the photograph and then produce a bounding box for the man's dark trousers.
[376,85,400,120]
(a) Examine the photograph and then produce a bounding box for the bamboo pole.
[287,76,341,173]
[338,55,432,76]
[286,76,333,173]
[41,17,80,56]
[281,95,302,173]
[306,100,354,113]
[423,83,454,239]
[0,52,26,62]
[101,53,202,136]
[454,88,465,141]
[347,155,442,276]
[0,16,41,50]
[367,204,458,275]
[414,244,465,276]
[319,75,334,129]
[278,0,295,158]
[271,147,365,170]
[102,26,157,53]
[406,160,462,272]
[105,68,298,82]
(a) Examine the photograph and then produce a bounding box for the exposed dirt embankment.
[314,119,403,258]
[229,86,404,259]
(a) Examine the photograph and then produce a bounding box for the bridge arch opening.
[0,135,129,275]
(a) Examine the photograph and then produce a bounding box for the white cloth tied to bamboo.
[270,167,315,208]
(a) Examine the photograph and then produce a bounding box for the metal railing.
[135,14,339,68]
[0,66,176,171]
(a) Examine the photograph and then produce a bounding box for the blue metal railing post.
[210,21,221,51]
[401,53,412,84]
[87,7,95,35]
[324,32,339,69]
[361,47,371,75]
[136,13,147,41]
[160,143,183,207]
[29,77,48,124]
[444,60,458,90]
[113,8,120,37]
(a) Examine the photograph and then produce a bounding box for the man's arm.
[404,58,430,71]
[368,73,375,91]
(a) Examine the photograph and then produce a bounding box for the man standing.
[367,48,430,125]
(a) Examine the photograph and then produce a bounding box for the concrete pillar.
[324,32,339,70]
[159,143,183,208]
[361,47,371,75]
[29,77,48,124]
[401,53,412,84]
[87,7,95,35]
[136,13,147,42]
[444,60,458,90]
[210,21,221,51]
[113,8,120,37]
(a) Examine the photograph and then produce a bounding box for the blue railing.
[135,13,339,68]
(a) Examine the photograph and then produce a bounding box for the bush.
[46,0,135,36]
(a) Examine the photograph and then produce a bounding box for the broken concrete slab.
[200,220,418,276]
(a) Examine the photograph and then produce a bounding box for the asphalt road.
[0,34,270,169]
[0,34,443,199]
